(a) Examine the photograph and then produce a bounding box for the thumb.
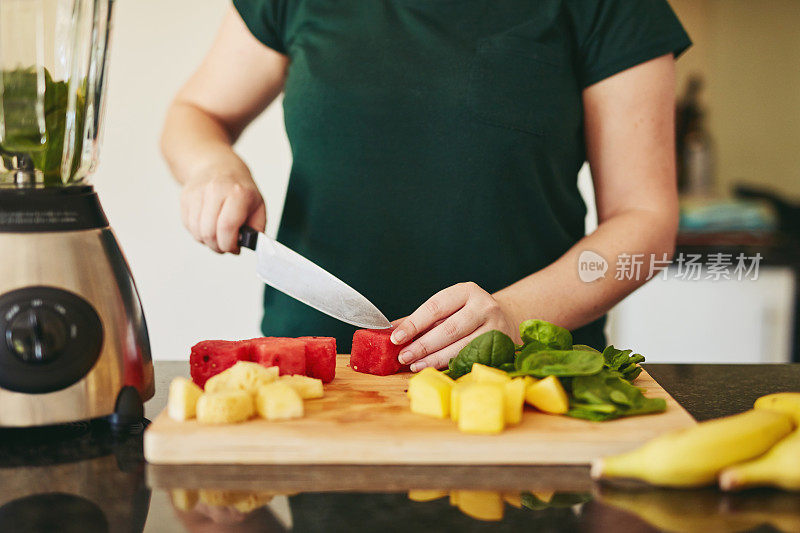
[246,200,267,233]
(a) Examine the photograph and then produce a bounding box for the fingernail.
[391,329,407,345]
[411,362,425,372]
[398,350,412,364]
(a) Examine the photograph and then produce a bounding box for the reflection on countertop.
[1,362,799,532]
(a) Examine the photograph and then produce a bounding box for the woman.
[162,0,690,371]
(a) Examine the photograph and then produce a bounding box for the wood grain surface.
[144,356,695,465]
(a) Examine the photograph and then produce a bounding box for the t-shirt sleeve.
[232,0,288,54]
[569,0,692,89]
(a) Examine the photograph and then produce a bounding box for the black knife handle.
[238,226,259,251]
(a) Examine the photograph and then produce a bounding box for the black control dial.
[7,306,69,363]
[0,286,103,394]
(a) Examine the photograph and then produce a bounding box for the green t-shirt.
[233,0,691,351]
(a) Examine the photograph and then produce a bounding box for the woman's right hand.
[180,166,267,254]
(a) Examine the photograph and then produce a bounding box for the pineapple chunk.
[470,363,511,384]
[279,375,324,399]
[204,361,279,395]
[256,382,304,420]
[455,491,504,521]
[408,372,453,419]
[449,491,459,506]
[167,377,203,421]
[408,490,448,502]
[502,492,522,509]
[525,375,569,414]
[170,488,199,512]
[455,373,474,384]
[450,382,468,422]
[457,383,505,434]
[532,491,555,503]
[504,378,527,425]
[196,391,255,424]
[198,490,273,511]
[416,367,455,386]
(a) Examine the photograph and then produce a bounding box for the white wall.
[95,0,291,361]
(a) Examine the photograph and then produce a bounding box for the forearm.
[161,101,251,186]
[493,207,678,333]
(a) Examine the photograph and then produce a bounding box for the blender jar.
[0,0,113,187]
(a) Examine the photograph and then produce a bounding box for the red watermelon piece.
[190,340,250,388]
[249,337,307,376]
[350,328,409,376]
[298,336,337,383]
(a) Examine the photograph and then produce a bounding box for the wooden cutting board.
[144,356,695,465]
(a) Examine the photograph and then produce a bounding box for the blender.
[0,0,153,427]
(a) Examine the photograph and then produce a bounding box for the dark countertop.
[1,361,799,532]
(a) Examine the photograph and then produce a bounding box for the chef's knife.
[238,226,392,329]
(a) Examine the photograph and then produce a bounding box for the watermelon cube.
[249,337,307,376]
[350,328,409,376]
[189,340,250,389]
[298,336,337,383]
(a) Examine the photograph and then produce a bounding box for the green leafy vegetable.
[512,346,604,378]
[601,345,646,382]
[520,492,593,510]
[0,67,86,185]
[567,369,666,421]
[571,344,600,353]
[444,330,515,379]
[518,319,572,350]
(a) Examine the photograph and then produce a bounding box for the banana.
[719,428,800,491]
[754,392,800,424]
[591,409,794,487]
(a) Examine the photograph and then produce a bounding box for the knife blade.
[238,226,392,329]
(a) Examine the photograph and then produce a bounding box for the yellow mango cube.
[278,375,324,399]
[416,367,456,386]
[408,490,448,502]
[525,375,569,414]
[450,383,468,422]
[408,373,453,419]
[457,383,505,434]
[456,373,474,384]
[504,378,527,425]
[167,377,203,421]
[204,361,279,395]
[449,491,459,506]
[455,491,504,521]
[256,382,304,420]
[470,363,511,384]
[196,391,255,424]
[170,488,199,512]
[502,492,522,509]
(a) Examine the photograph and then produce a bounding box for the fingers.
[391,284,470,345]
[247,201,267,233]
[180,176,265,254]
[411,328,486,372]
[199,188,227,253]
[217,185,265,253]
[398,306,482,365]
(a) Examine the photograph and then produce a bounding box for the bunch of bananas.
[592,392,800,491]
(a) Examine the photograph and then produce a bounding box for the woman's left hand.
[390,282,517,372]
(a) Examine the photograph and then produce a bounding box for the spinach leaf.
[444,330,515,379]
[601,345,646,382]
[567,369,666,421]
[0,67,85,185]
[512,347,604,378]
[519,319,572,350]
[571,344,600,353]
[520,492,593,510]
